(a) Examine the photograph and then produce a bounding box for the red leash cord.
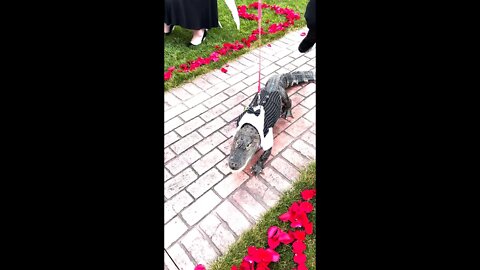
[256,0,262,106]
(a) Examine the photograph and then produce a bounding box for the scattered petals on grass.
[164,2,301,81]
[194,172,315,270]
[301,189,316,200]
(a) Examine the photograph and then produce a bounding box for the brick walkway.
[164,27,316,270]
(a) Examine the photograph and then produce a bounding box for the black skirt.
[164,0,219,30]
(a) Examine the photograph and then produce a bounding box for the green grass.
[208,161,316,270]
[164,0,309,91]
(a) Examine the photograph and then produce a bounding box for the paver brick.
[170,131,203,155]
[165,131,180,147]
[165,169,172,181]
[237,56,255,67]
[203,73,223,85]
[211,222,237,254]
[198,117,227,137]
[200,103,228,122]
[243,65,260,76]
[185,92,210,108]
[218,137,234,155]
[194,132,227,155]
[224,81,248,96]
[192,149,225,176]
[285,117,313,137]
[260,166,292,193]
[221,104,244,122]
[165,117,184,134]
[260,63,280,76]
[272,118,291,137]
[290,93,305,107]
[232,188,266,220]
[271,157,300,181]
[199,214,222,238]
[202,92,229,108]
[292,139,316,160]
[180,228,218,266]
[281,148,309,170]
[271,132,294,156]
[262,188,280,208]
[165,92,182,107]
[225,72,248,86]
[310,124,315,134]
[167,244,195,270]
[164,251,177,270]
[164,216,188,248]
[304,107,315,123]
[290,104,310,120]
[205,81,229,96]
[165,168,198,199]
[187,168,224,198]
[216,157,231,176]
[275,56,295,67]
[301,131,316,147]
[181,190,221,226]
[182,82,203,96]
[223,92,248,108]
[164,147,176,163]
[215,200,252,236]
[171,87,193,101]
[291,56,310,67]
[192,77,213,90]
[214,171,249,198]
[219,121,237,139]
[164,191,194,223]
[298,83,316,97]
[165,104,189,121]
[165,147,202,175]
[302,93,316,109]
[242,74,260,86]
[179,104,208,122]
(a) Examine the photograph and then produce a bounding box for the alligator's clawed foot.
[251,163,264,175]
[282,109,293,119]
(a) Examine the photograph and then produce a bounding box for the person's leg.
[190,29,207,45]
[299,0,316,53]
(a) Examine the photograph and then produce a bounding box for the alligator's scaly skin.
[229,71,316,175]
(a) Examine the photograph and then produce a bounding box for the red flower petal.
[299,201,313,213]
[301,189,316,200]
[294,253,306,264]
[300,32,306,36]
[278,231,293,244]
[292,240,307,253]
[293,230,306,241]
[305,221,313,235]
[279,212,291,222]
[268,238,280,250]
[297,263,308,270]
[164,71,172,81]
[267,44,271,47]
[221,67,228,73]
[267,226,278,238]
[194,265,206,270]
[167,66,175,72]
[231,266,238,270]
[266,248,280,262]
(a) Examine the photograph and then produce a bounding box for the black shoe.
[298,30,316,53]
[188,29,208,46]
[165,25,175,35]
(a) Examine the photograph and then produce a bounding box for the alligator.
[228,71,316,175]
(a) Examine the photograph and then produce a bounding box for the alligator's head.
[228,124,261,171]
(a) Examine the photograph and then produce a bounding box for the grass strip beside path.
[164,0,308,91]
[208,161,316,270]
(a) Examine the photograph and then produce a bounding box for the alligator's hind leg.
[280,95,293,119]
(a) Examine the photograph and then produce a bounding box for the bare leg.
[164,23,169,33]
[190,29,206,45]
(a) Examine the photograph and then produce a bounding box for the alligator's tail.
[266,71,316,91]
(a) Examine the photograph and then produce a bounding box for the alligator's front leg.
[251,148,272,175]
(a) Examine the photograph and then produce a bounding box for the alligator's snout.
[229,160,241,170]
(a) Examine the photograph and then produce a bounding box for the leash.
[256,0,262,106]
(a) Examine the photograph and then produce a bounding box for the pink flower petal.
[267,226,279,238]
[300,32,306,36]
[194,264,206,270]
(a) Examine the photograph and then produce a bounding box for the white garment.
[236,105,274,151]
